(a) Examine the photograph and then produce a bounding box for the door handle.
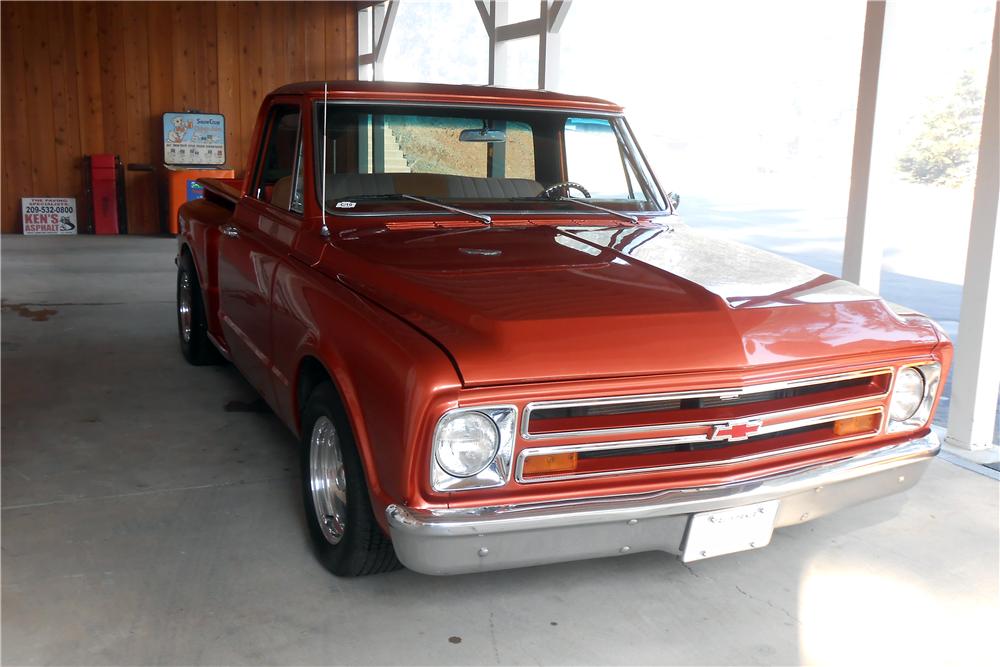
[221,224,239,238]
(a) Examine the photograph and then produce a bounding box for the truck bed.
[197,178,242,206]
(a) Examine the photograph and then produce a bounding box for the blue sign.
[163,112,226,166]
[186,179,205,202]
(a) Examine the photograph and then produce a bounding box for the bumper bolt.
[619,546,631,553]
[478,547,489,557]
[627,519,638,526]
[800,513,809,521]
[898,475,906,483]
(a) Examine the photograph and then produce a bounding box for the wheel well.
[296,356,339,427]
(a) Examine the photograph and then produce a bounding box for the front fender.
[269,258,462,526]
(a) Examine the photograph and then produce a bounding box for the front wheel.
[300,383,400,576]
[176,252,221,366]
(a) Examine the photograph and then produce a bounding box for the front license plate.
[681,500,779,562]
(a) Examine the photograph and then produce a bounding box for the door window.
[253,104,302,212]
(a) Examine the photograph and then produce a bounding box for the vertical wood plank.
[285,2,305,84]
[23,2,59,196]
[260,1,285,94]
[195,2,219,112]
[325,1,357,81]
[147,1,175,233]
[1,2,31,232]
[147,1,174,158]
[123,1,156,234]
[73,2,105,157]
[48,2,83,198]
[238,3,264,176]
[303,1,326,81]
[216,2,241,172]
[97,2,129,159]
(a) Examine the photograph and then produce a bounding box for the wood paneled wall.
[1,1,358,234]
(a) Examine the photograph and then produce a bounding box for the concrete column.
[488,1,509,86]
[372,3,386,81]
[843,1,887,293]
[358,7,372,80]
[945,4,1000,451]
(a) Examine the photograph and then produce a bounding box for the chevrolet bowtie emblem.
[710,418,763,442]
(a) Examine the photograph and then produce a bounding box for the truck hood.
[326,220,939,386]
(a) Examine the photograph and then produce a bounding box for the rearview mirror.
[459,128,506,143]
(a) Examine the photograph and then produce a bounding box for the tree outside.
[897,72,985,187]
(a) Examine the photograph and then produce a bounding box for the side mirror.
[667,192,680,212]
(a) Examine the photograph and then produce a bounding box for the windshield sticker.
[335,201,357,209]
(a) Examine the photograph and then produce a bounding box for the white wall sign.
[21,197,77,235]
[163,112,226,166]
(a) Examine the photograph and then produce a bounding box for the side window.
[563,117,632,199]
[253,104,301,211]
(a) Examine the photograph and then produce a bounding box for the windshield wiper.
[553,197,638,224]
[399,194,491,225]
[328,193,491,225]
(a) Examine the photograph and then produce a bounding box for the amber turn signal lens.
[522,452,578,476]
[832,412,880,436]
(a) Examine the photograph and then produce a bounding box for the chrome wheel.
[178,270,193,343]
[309,416,348,545]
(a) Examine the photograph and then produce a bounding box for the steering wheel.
[541,181,591,199]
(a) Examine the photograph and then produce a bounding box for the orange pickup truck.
[176,81,951,576]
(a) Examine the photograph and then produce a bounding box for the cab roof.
[269,80,624,114]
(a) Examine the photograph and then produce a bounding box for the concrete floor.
[2,235,998,666]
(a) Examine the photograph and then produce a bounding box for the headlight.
[887,363,941,432]
[889,367,925,421]
[434,411,499,477]
[431,406,517,491]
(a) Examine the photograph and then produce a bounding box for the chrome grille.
[515,367,895,484]
[522,367,893,440]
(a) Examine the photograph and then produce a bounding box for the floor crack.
[734,583,800,626]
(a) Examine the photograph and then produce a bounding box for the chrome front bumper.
[386,433,940,575]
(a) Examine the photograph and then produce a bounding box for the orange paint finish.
[177,82,953,534]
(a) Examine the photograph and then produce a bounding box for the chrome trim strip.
[521,366,894,440]
[515,407,884,484]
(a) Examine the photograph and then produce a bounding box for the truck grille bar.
[515,367,895,484]
[522,367,893,440]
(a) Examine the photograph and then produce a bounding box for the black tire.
[300,382,401,577]
[176,252,222,366]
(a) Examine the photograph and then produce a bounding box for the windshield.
[313,103,665,216]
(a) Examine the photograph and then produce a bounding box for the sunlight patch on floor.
[798,560,997,665]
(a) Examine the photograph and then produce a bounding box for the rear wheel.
[300,382,400,576]
[176,252,221,366]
